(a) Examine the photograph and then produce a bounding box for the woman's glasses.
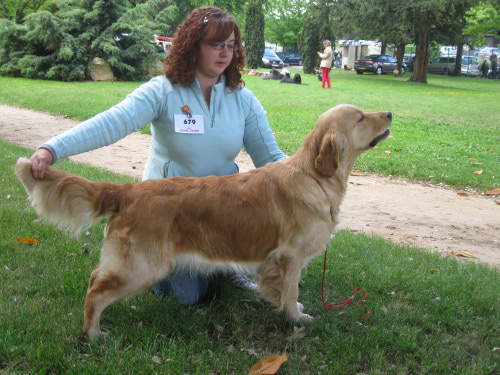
[209,42,240,52]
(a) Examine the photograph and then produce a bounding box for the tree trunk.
[381,42,387,55]
[454,43,464,76]
[396,43,405,77]
[408,14,433,84]
[453,17,466,76]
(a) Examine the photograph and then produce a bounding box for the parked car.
[276,52,302,66]
[462,56,480,77]
[262,48,284,69]
[403,53,416,72]
[440,46,457,56]
[428,56,456,75]
[478,47,499,59]
[354,54,406,75]
[427,56,480,76]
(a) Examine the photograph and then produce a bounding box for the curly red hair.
[164,7,246,91]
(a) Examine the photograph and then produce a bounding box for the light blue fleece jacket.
[41,75,286,180]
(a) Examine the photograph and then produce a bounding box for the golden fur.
[15,104,392,340]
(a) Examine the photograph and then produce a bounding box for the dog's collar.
[313,177,334,223]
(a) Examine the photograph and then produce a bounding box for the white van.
[440,46,457,56]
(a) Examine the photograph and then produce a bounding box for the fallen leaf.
[472,162,484,165]
[385,151,391,155]
[17,237,40,244]
[350,172,365,177]
[215,324,224,333]
[430,269,439,274]
[451,250,476,258]
[247,348,258,356]
[249,353,287,375]
[152,356,161,364]
[487,147,495,151]
[473,169,483,175]
[468,158,476,160]
[457,192,469,197]
[485,188,500,195]
[286,326,306,342]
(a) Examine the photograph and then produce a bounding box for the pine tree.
[0,0,187,81]
[244,0,265,69]
[300,6,320,74]
[300,1,335,75]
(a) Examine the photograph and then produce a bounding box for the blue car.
[262,48,284,69]
[277,52,302,66]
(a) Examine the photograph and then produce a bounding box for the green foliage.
[465,1,500,48]
[264,0,306,51]
[299,4,321,74]
[299,0,335,74]
[0,0,190,81]
[210,0,248,17]
[2,0,58,24]
[335,0,414,46]
[244,0,265,69]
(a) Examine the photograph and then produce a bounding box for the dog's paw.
[87,329,108,342]
[297,302,304,312]
[296,312,314,323]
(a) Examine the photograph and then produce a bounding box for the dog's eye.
[358,115,365,123]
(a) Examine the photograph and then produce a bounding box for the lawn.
[0,70,498,191]
[1,72,499,374]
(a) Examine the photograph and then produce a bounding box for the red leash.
[321,246,370,320]
[313,176,370,320]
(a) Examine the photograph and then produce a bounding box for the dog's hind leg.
[84,265,121,340]
[259,252,312,322]
[83,236,173,341]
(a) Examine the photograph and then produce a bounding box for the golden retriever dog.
[15,104,392,340]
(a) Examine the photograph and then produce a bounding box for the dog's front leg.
[260,253,312,322]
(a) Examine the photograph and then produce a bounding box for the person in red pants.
[318,40,333,88]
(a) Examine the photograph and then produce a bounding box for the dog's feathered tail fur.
[15,158,131,235]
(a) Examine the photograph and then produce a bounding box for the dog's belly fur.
[171,253,263,277]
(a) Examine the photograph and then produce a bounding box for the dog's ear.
[314,132,341,177]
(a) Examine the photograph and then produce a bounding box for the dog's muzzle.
[369,112,392,148]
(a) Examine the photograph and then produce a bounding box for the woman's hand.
[30,148,53,180]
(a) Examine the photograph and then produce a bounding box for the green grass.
[1,73,499,373]
[0,71,498,191]
[1,141,499,374]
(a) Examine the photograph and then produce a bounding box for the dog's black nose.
[386,112,392,119]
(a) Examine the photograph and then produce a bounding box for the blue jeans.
[153,270,208,306]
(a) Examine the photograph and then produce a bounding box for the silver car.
[428,56,479,76]
[354,54,406,75]
[461,56,480,77]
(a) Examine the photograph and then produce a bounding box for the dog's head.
[312,104,392,177]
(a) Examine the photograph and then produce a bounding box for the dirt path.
[1,104,498,269]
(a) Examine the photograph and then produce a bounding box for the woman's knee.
[153,271,208,306]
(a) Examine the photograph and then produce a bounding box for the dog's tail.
[15,158,130,235]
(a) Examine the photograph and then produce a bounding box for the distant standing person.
[480,58,489,78]
[490,54,498,79]
[318,40,333,89]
